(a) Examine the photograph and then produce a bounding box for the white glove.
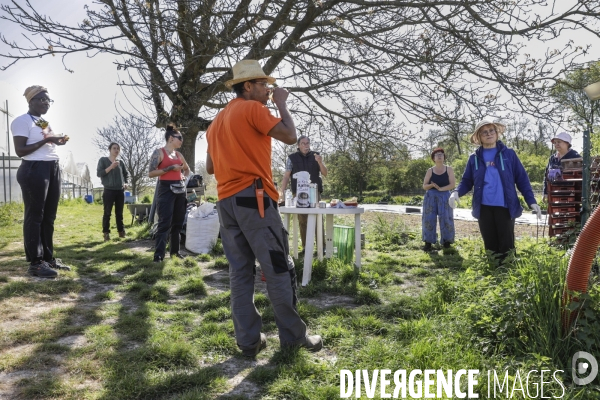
[448,192,459,209]
[531,204,542,220]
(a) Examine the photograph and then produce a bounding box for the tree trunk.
[179,128,201,168]
[165,103,211,167]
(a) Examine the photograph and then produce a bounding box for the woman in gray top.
[97,142,128,241]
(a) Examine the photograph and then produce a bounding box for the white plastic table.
[279,206,364,286]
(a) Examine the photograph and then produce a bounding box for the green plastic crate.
[333,225,355,264]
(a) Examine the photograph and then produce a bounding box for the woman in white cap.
[542,132,580,202]
[11,85,71,278]
[449,120,541,264]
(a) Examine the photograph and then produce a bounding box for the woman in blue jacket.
[449,120,541,262]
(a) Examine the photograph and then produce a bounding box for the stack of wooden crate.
[547,158,582,241]
[590,156,600,207]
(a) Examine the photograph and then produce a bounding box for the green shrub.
[211,256,229,269]
[368,214,417,251]
[196,254,211,262]
[209,239,224,256]
[405,195,423,206]
[457,243,600,361]
[361,196,380,204]
[141,195,152,204]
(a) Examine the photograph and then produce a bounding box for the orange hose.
[562,206,600,332]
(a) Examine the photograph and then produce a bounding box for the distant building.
[0,151,92,203]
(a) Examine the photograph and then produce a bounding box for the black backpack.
[187,174,203,188]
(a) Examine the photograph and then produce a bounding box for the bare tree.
[2,1,599,166]
[421,128,445,155]
[94,114,162,195]
[326,97,403,197]
[502,114,533,152]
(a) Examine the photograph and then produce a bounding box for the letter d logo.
[572,351,598,385]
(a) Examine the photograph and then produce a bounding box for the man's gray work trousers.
[217,185,307,351]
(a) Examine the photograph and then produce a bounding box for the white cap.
[551,132,572,144]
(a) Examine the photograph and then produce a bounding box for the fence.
[0,152,93,204]
[0,153,20,203]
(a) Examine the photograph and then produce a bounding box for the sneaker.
[153,256,163,263]
[118,231,126,238]
[170,253,185,259]
[48,258,71,271]
[300,335,323,352]
[241,333,267,357]
[103,233,110,241]
[27,261,58,278]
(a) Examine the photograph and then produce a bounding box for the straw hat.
[470,120,506,145]
[225,60,276,89]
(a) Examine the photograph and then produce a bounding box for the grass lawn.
[0,200,599,399]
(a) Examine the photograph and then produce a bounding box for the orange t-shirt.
[207,98,281,201]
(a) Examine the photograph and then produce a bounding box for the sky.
[0,1,599,187]
[0,0,208,186]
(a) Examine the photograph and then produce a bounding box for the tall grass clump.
[452,242,600,375]
[369,214,417,251]
[59,197,86,206]
[0,202,23,227]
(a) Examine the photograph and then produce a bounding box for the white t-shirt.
[10,113,59,161]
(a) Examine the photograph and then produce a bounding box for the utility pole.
[0,100,13,202]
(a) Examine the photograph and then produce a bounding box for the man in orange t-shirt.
[206,60,322,357]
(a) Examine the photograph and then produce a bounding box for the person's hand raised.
[271,87,289,105]
[314,153,323,163]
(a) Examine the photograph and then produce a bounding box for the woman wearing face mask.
[449,120,541,264]
[148,125,190,262]
[11,85,71,278]
[97,142,129,241]
[542,132,580,203]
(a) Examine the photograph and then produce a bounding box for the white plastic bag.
[185,202,220,254]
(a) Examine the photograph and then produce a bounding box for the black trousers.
[154,181,187,258]
[16,160,61,263]
[102,189,125,233]
[478,205,515,260]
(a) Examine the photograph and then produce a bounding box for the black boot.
[423,242,432,251]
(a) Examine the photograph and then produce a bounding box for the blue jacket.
[456,141,537,219]
[542,148,581,194]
